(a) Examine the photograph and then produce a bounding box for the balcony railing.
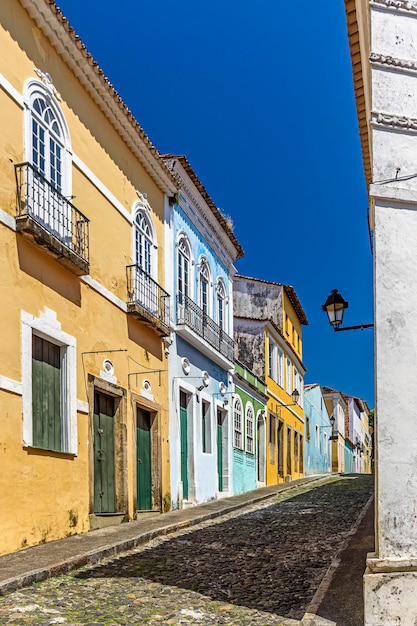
[15,163,89,275]
[176,294,234,361]
[127,264,171,336]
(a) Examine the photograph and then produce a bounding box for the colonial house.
[162,154,243,508]
[304,384,332,476]
[0,0,178,555]
[233,276,308,484]
[232,360,268,492]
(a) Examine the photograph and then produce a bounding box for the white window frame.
[24,79,72,195]
[21,308,77,454]
[198,256,211,316]
[132,202,157,279]
[246,403,254,454]
[268,337,277,382]
[277,346,284,387]
[233,396,243,449]
[177,234,191,299]
[216,277,226,331]
[286,357,292,395]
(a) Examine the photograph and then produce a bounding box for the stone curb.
[300,494,375,626]
[0,474,330,597]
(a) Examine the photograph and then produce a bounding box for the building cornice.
[19,0,178,196]
[370,0,417,16]
[370,52,417,74]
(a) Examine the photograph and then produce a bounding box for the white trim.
[80,275,127,312]
[21,308,77,454]
[0,72,24,108]
[0,208,16,231]
[73,154,132,225]
[0,375,23,395]
[77,400,89,414]
[267,388,305,423]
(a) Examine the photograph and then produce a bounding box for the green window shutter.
[32,335,62,451]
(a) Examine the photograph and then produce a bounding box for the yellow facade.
[265,291,306,485]
[0,0,177,555]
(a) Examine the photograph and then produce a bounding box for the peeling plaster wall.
[233,277,283,330]
[233,320,265,380]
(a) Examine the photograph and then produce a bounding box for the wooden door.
[136,408,152,511]
[180,391,188,499]
[217,410,223,492]
[93,392,116,513]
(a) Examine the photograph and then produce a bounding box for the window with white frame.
[286,357,292,395]
[178,235,191,301]
[233,397,243,449]
[246,405,254,453]
[293,368,303,407]
[268,338,277,381]
[134,209,153,276]
[199,257,211,315]
[315,424,319,448]
[216,278,226,330]
[277,346,284,387]
[21,308,77,454]
[201,400,212,453]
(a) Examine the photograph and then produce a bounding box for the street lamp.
[322,289,374,332]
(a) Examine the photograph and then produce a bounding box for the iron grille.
[127,264,170,328]
[15,162,89,266]
[176,294,234,361]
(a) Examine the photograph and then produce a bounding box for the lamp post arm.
[334,323,374,332]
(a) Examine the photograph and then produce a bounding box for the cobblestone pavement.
[0,475,373,625]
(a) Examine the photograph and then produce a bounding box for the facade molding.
[76,400,89,414]
[0,208,16,231]
[80,276,127,313]
[371,111,417,132]
[0,375,23,396]
[0,72,24,108]
[370,52,417,74]
[370,0,417,15]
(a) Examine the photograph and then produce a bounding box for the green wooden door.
[32,335,62,451]
[136,408,152,510]
[217,411,223,492]
[93,392,116,513]
[180,391,188,499]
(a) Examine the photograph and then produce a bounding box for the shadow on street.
[76,476,374,621]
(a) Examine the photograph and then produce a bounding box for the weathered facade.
[233,276,308,484]
[163,155,243,508]
[322,387,347,474]
[0,0,177,555]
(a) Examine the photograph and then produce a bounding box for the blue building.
[304,384,332,475]
[163,155,243,509]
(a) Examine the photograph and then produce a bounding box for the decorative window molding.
[245,403,254,454]
[233,396,243,449]
[216,277,226,331]
[177,234,191,300]
[371,111,417,133]
[21,308,77,454]
[370,52,417,74]
[133,203,157,278]
[370,0,417,16]
[23,78,72,195]
[198,256,211,316]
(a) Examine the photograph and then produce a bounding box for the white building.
[345,0,417,621]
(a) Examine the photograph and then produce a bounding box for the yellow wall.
[0,0,171,555]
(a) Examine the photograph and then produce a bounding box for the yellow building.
[233,276,308,484]
[0,0,178,555]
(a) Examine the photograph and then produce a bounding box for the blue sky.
[55,0,374,406]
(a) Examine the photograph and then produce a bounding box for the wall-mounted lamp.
[322,289,374,332]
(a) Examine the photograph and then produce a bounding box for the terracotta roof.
[21,0,178,194]
[162,154,244,260]
[344,0,371,187]
[236,275,308,325]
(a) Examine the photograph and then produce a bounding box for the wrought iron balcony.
[15,163,89,275]
[127,264,171,336]
[176,294,234,362]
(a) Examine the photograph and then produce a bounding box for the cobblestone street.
[0,475,373,625]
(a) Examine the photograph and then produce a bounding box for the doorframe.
[131,392,161,512]
[88,375,127,518]
[215,400,229,495]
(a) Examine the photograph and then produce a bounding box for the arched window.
[199,257,211,315]
[246,405,254,453]
[178,236,191,301]
[24,80,70,195]
[233,397,243,449]
[134,209,153,276]
[216,278,226,330]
